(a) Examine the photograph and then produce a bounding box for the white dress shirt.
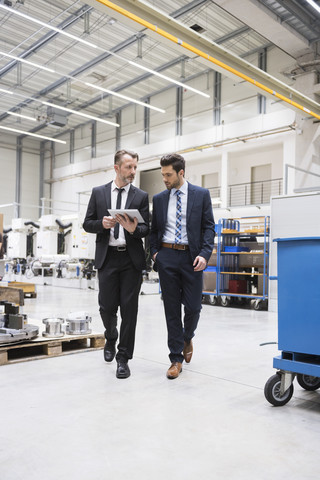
[162,180,188,244]
[109,181,131,246]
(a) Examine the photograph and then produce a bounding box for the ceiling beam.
[0,5,93,78]
[211,0,310,57]
[88,0,320,119]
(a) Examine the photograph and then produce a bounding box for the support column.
[91,120,97,158]
[39,141,45,218]
[15,137,22,218]
[70,130,75,164]
[176,86,183,136]
[213,71,221,126]
[144,97,150,145]
[220,150,229,208]
[116,111,121,151]
[258,48,267,114]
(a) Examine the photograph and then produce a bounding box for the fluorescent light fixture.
[0,88,13,94]
[305,0,320,14]
[0,51,55,73]
[7,111,37,121]
[41,101,119,127]
[0,87,120,127]
[0,4,209,101]
[128,61,210,98]
[85,82,165,113]
[0,4,98,49]
[0,125,66,144]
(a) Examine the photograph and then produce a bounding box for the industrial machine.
[0,300,39,345]
[3,213,96,289]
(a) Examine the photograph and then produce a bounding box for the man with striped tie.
[150,153,215,379]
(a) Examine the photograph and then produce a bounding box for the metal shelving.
[202,216,270,308]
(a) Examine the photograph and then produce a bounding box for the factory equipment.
[66,311,92,335]
[2,213,96,289]
[0,301,39,344]
[42,317,65,338]
[61,214,95,260]
[36,215,60,257]
[6,218,39,260]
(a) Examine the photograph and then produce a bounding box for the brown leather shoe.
[183,339,193,363]
[166,362,182,379]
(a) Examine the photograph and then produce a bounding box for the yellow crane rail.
[96,0,320,121]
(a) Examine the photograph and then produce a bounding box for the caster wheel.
[296,374,320,391]
[207,295,219,306]
[220,296,231,307]
[253,300,261,310]
[264,373,294,406]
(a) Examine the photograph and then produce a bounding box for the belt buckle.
[117,245,126,251]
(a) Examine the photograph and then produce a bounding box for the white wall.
[0,137,40,226]
[0,44,317,231]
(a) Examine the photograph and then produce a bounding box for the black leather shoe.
[104,342,116,362]
[116,361,130,379]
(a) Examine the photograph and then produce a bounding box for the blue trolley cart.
[264,237,320,406]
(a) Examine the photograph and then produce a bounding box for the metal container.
[42,317,65,337]
[66,311,92,335]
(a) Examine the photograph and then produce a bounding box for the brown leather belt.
[161,242,189,251]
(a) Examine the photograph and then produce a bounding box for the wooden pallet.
[0,333,105,366]
[8,282,37,298]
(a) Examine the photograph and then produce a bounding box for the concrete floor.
[1,284,320,480]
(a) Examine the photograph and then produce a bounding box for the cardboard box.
[203,271,216,292]
[207,251,217,266]
[238,252,265,268]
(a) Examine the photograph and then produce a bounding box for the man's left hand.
[193,256,207,271]
[115,213,138,234]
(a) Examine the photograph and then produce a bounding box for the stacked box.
[239,252,264,268]
[229,279,247,293]
[203,271,216,292]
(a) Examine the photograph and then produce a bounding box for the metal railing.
[228,178,283,207]
[207,187,221,198]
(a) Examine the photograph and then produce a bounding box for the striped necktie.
[175,190,182,244]
[114,187,124,239]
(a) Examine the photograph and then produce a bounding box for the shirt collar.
[172,180,188,196]
[112,181,131,193]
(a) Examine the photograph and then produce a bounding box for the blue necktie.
[175,190,182,244]
[114,187,124,239]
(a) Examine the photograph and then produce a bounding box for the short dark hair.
[114,149,139,165]
[160,153,185,174]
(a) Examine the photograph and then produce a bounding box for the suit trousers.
[98,248,142,362]
[156,247,203,363]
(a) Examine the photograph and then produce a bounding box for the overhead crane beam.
[89,0,320,120]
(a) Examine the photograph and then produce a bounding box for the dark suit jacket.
[83,182,149,271]
[150,183,215,263]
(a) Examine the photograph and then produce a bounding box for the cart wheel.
[296,374,320,391]
[264,373,294,406]
[207,295,219,306]
[220,296,231,307]
[253,299,261,310]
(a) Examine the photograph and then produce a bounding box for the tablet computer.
[108,209,145,223]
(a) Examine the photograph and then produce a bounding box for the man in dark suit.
[83,150,149,379]
[150,153,215,379]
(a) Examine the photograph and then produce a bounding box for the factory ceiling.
[0,0,319,145]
